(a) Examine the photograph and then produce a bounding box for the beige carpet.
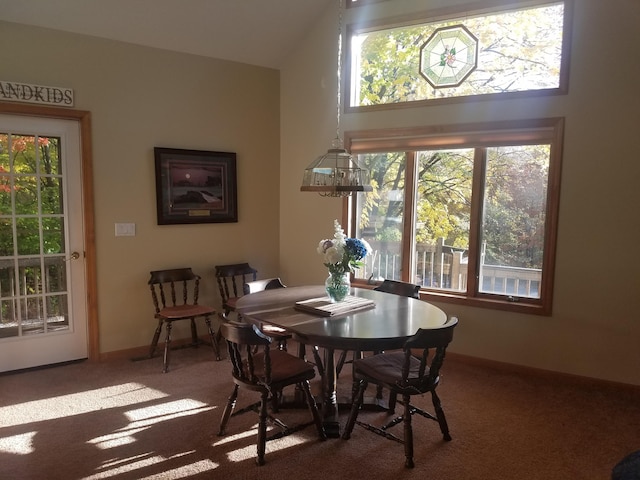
[1,343,639,479]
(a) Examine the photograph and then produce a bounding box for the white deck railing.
[358,239,542,298]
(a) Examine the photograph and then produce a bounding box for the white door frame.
[0,101,98,362]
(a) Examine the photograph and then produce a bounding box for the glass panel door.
[0,115,86,371]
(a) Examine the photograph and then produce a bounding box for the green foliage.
[482,145,548,268]
[415,150,473,247]
[0,133,64,261]
[354,4,564,106]
[357,144,550,270]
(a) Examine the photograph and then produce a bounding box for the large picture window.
[345,118,563,314]
[346,0,571,110]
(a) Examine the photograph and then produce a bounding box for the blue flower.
[318,220,371,274]
[345,238,370,261]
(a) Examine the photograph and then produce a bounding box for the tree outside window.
[346,118,562,314]
[347,1,568,109]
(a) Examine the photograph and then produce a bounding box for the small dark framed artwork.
[154,147,237,225]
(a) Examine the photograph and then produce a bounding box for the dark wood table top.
[235,285,448,351]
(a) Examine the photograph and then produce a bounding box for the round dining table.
[235,285,448,437]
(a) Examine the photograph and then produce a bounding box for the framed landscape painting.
[154,147,237,224]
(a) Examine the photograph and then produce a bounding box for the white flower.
[317,239,333,255]
[332,219,347,243]
[318,219,371,275]
[324,245,343,264]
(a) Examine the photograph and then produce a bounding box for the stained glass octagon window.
[419,24,479,89]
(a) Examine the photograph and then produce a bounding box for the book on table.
[294,295,375,317]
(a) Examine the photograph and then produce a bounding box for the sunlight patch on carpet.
[88,399,213,449]
[0,431,36,454]
[0,383,168,428]
[125,399,212,423]
[88,426,150,449]
[224,433,310,463]
[212,426,259,446]
[137,460,219,479]
[83,452,219,479]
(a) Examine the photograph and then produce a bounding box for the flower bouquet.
[317,220,371,302]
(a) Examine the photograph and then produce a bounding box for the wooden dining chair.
[242,277,286,295]
[335,279,421,378]
[218,321,326,465]
[243,277,291,350]
[342,316,458,468]
[148,267,221,373]
[214,263,257,318]
[374,279,421,299]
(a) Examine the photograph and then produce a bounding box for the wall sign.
[0,80,74,107]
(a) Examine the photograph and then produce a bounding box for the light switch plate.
[115,223,136,236]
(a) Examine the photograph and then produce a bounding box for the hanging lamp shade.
[300,138,372,197]
[300,0,372,198]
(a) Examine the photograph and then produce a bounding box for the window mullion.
[401,151,417,282]
[466,147,486,297]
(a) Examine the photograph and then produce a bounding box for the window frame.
[346,0,385,7]
[344,0,574,113]
[344,117,564,315]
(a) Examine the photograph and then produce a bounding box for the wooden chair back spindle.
[342,317,458,468]
[215,263,258,317]
[218,320,326,465]
[147,267,220,372]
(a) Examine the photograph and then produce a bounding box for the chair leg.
[349,351,363,403]
[297,342,306,359]
[204,315,222,360]
[342,379,367,440]
[311,346,324,377]
[431,390,452,441]
[372,351,384,399]
[300,379,327,440]
[149,319,163,358]
[256,391,269,466]
[403,393,415,469]
[388,392,398,413]
[336,350,348,377]
[162,321,173,373]
[310,346,326,400]
[271,388,281,413]
[190,318,199,345]
[218,384,239,436]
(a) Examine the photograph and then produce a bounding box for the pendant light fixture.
[300,0,372,198]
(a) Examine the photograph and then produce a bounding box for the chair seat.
[148,267,221,373]
[354,351,437,393]
[219,321,325,465]
[158,304,216,320]
[225,297,239,311]
[215,263,257,316]
[242,277,292,350]
[247,349,316,384]
[343,318,458,469]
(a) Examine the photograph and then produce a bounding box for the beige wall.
[280,0,640,385]
[0,21,281,353]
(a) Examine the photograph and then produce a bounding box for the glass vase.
[325,271,351,303]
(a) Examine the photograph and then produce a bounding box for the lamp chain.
[335,0,343,147]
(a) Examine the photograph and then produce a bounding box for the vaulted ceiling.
[0,0,334,69]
